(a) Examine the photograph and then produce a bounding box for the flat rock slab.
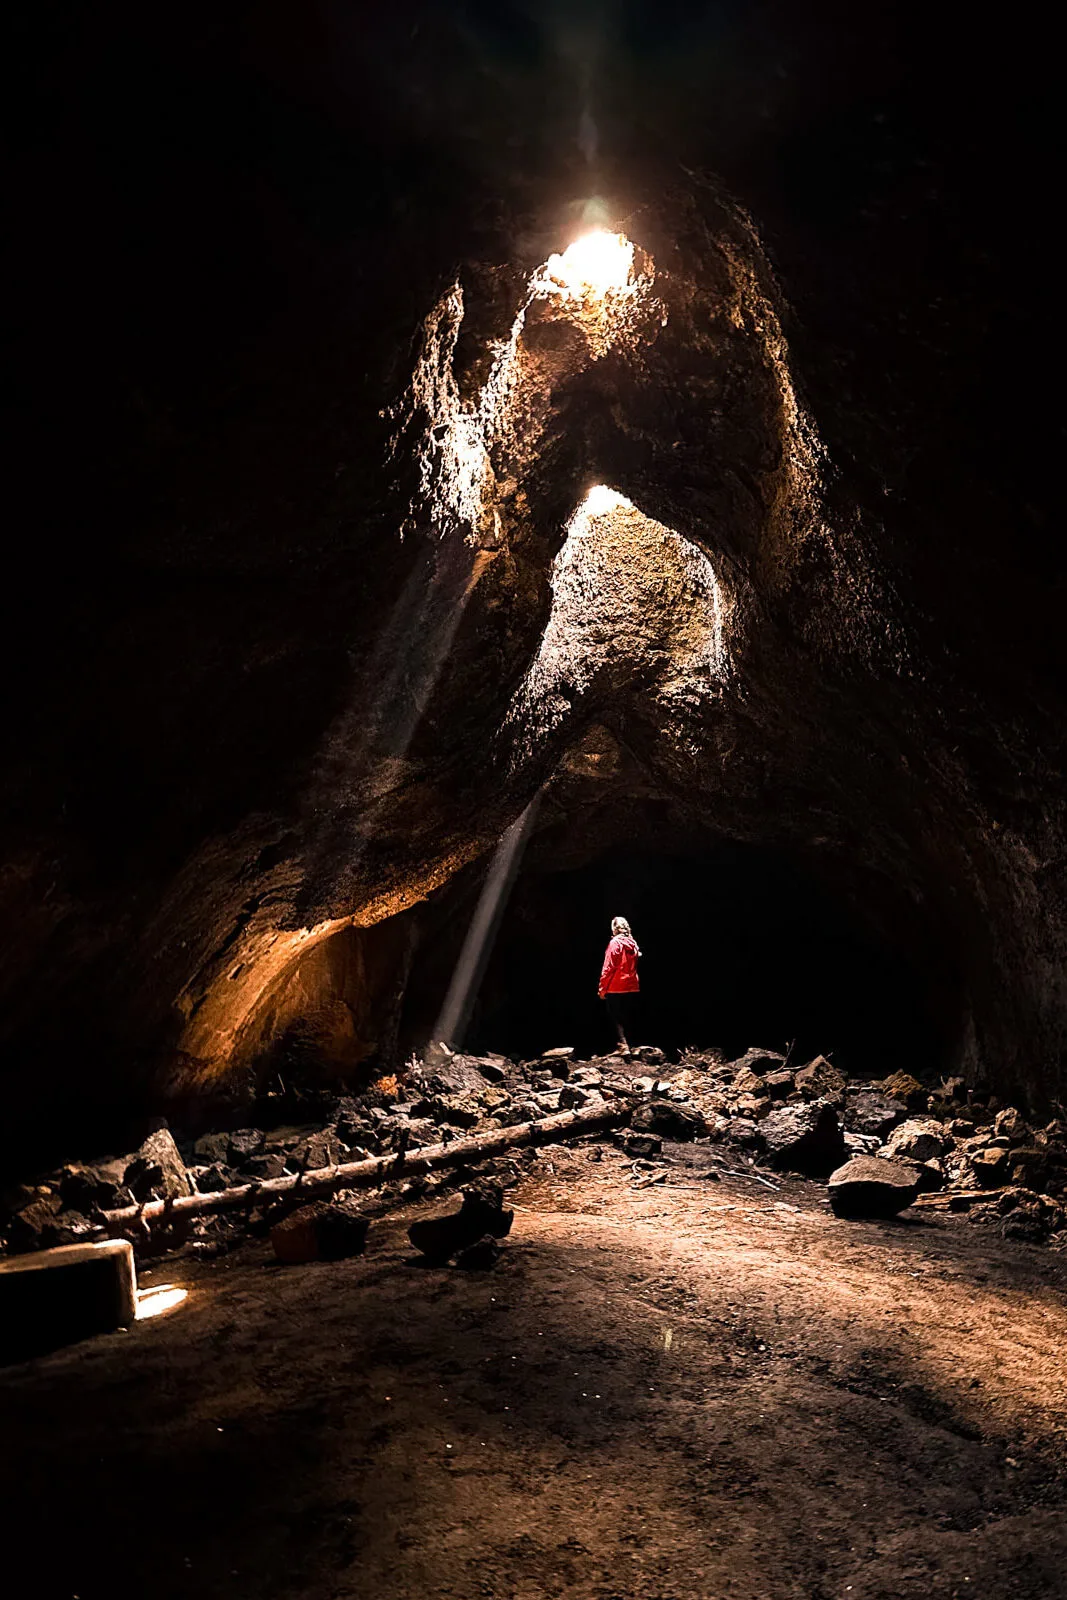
[0,1239,136,1362]
[829,1155,921,1218]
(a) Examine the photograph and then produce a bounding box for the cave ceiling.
[3,0,1063,1158]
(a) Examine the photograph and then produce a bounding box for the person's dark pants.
[604,992,637,1036]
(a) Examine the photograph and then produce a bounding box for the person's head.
[611,916,632,938]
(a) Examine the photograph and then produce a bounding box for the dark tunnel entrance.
[399,844,957,1078]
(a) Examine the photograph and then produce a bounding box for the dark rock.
[844,1090,908,1139]
[632,1046,665,1066]
[432,1095,481,1130]
[1007,1146,1049,1190]
[228,1128,266,1162]
[631,1100,707,1141]
[762,1101,845,1177]
[5,1197,64,1250]
[270,1201,370,1264]
[882,1118,949,1164]
[621,1132,663,1158]
[194,1163,234,1193]
[407,1184,514,1263]
[243,1151,287,1180]
[474,1057,507,1084]
[764,1069,796,1100]
[971,1146,1011,1184]
[994,1107,1030,1145]
[454,1236,502,1270]
[193,1132,231,1165]
[125,1128,194,1202]
[558,1084,592,1110]
[56,1161,129,1213]
[880,1072,928,1110]
[729,1048,787,1077]
[793,1056,846,1105]
[287,1129,343,1171]
[724,1117,764,1149]
[829,1155,921,1217]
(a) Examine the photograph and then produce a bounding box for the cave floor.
[2,1143,1066,1600]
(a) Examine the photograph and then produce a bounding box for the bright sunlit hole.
[136,1284,189,1320]
[544,231,634,298]
[581,484,634,518]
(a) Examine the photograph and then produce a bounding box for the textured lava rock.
[829,1156,921,1218]
[762,1102,846,1177]
[794,1057,846,1105]
[845,1091,908,1140]
[631,1100,708,1142]
[882,1119,950,1165]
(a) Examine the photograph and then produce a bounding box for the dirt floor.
[2,1140,1066,1600]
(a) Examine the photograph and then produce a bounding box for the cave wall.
[3,1,1063,1166]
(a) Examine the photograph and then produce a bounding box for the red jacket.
[599,935,641,996]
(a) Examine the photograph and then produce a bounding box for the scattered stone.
[631,1100,708,1142]
[474,1057,507,1084]
[764,1070,797,1101]
[558,1084,592,1110]
[621,1133,662,1158]
[794,1056,846,1105]
[844,1131,883,1156]
[728,1048,786,1077]
[125,1128,194,1202]
[433,1095,481,1130]
[541,1046,575,1063]
[844,1090,908,1139]
[632,1046,665,1065]
[882,1118,949,1164]
[407,1184,514,1264]
[56,1161,130,1213]
[228,1129,265,1162]
[270,1201,370,1264]
[762,1101,846,1177]
[971,1146,1011,1184]
[287,1129,343,1171]
[454,1236,502,1270]
[829,1155,921,1218]
[192,1132,231,1165]
[243,1152,287,1180]
[880,1072,928,1109]
[994,1107,1030,1145]
[724,1117,763,1150]
[193,1164,233,1194]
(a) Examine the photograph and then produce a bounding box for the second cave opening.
[396,840,956,1079]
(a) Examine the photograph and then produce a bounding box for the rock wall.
[3,2,1063,1168]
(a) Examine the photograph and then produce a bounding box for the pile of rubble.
[2,1043,1065,1261]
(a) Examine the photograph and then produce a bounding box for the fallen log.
[98,1101,631,1236]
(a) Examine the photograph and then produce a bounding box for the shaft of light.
[434,793,543,1051]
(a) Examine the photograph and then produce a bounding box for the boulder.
[724,1117,764,1149]
[631,1100,708,1142]
[408,1185,514,1263]
[192,1132,231,1165]
[844,1090,908,1139]
[287,1129,343,1171]
[270,1201,370,1264]
[728,1048,786,1078]
[880,1072,928,1109]
[882,1118,949,1164]
[228,1128,265,1162]
[794,1056,846,1105]
[829,1155,921,1218]
[970,1146,1011,1184]
[762,1101,846,1177]
[621,1132,662,1158]
[994,1107,1030,1145]
[124,1128,194,1202]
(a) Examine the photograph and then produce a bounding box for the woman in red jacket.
[598,916,641,1057]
